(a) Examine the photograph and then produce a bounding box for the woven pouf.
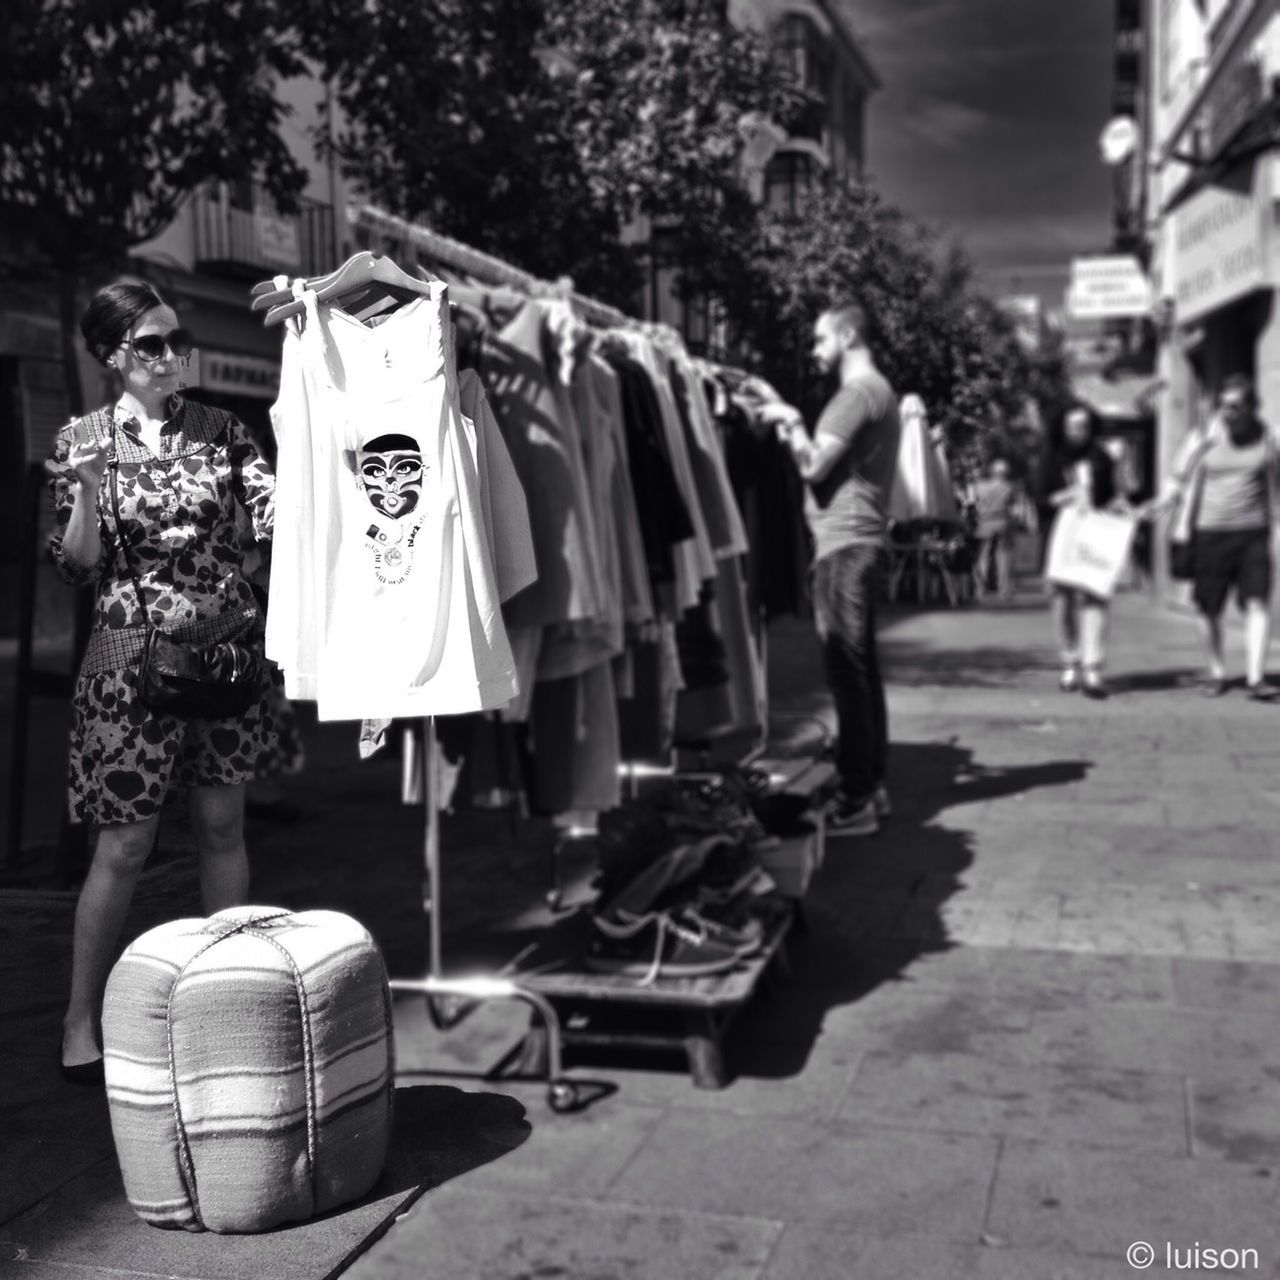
[103,906,394,1233]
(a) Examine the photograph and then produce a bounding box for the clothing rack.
[251,244,580,1112]
[327,212,796,1089]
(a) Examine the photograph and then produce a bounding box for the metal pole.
[423,715,442,978]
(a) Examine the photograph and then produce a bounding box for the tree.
[0,0,312,413]
[316,0,802,305]
[724,182,1070,480]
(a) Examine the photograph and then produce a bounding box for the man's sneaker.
[873,784,891,819]
[584,910,744,984]
[826,797,879,836]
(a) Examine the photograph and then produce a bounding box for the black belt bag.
[108,427,263,720]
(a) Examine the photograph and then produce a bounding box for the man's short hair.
[823,298,870,343]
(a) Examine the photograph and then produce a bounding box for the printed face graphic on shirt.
[357,433,424,520]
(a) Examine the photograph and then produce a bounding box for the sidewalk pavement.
[4,583,1280,1279]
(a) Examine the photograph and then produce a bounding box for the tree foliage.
[316,0,802,305]
[716,184,1070,479]
[0,0,313,409]
[0,0,310,265]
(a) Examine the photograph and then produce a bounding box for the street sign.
[1066,255,1152,319]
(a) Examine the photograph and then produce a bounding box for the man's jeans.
[813,544,888,804]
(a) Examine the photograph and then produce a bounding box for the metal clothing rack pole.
[349,205,632,330]
[386,716,579,1111]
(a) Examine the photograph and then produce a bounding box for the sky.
[837,0,1117,311]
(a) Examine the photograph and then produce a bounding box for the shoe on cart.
[672,904,766,956]
[584,910,745,984]
[826,796,879,837]
[873,784,891,819]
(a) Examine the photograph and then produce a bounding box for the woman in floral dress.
[48,281,279,1081]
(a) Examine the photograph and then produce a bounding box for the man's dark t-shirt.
[804,368,901,562]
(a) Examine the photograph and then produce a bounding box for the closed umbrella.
[889,395,960,523]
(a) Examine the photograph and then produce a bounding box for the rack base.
[511,908,793,1089]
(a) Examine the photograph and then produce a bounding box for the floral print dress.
[48,396,284,825]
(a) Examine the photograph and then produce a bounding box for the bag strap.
[106,421,155,636]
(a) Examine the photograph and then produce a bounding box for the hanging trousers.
[813,544,888,803]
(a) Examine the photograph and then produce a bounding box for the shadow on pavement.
[722,736,1092,1082]
[1106,666,1202,694]
[885,639,1060,688]
[0,1084,530,1280]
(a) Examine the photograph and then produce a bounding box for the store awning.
[1072,371,1161,421]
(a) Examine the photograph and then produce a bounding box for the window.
[844,90,865,178]
[765,153,815,214]
[774,13,832,142]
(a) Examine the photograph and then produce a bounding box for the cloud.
[837,0,1115,280]
[898,99,991,147]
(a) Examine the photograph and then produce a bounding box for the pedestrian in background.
[1144,374,1278,699]
[1042,402,1130,699]
[761,298,901,834]
[972,458,1018,599]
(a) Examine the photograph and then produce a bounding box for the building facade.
[1147,0,1280,588]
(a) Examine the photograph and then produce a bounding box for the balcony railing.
[191,183,334,279]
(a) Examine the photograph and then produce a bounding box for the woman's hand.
[69,441,111,492]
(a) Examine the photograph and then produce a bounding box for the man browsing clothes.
[763,300,902,835]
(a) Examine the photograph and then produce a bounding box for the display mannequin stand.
[388,717,580,1112]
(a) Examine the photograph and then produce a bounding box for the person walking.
[1042,402,1130,699]
[1145,374,1278,699]
[972,458,1019,599]
[762,299,901,835]
[47,281,278,1082]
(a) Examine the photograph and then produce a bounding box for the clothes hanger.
[250,251,441,327]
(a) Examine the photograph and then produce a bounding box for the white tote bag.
[1045,506,1137,600]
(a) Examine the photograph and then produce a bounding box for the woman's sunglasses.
[127,329,196,363]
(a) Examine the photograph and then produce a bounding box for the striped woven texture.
[103,906,394,1233]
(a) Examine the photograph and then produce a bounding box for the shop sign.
[1170,164,1268,323]
[255,212,300,267]
[1066,256,1153,320]
[189,350,280,400]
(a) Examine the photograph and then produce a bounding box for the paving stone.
[346,1186,782,1280]
[1021,1005,1280,1075]
[1190,1067,1280,1164]
[451,1096,667,1196]
[5,1083,114,1146]
[1174,957,1280,1014]
[610,1111,997,1236]
[972,948,1178,1010]
[986,1140,1280,1261]
[764,1226,1133,1280]
[0,1144,113,1229]
[838,1051,1187,1154]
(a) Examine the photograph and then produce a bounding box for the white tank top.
[267,282,534,719]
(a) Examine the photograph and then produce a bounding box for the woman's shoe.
[1059,667,1080,693]
[1245,682,1277,703]
[1202,676,1230,698]
[1081,669,1108,700]
[59,1054,105,1086]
